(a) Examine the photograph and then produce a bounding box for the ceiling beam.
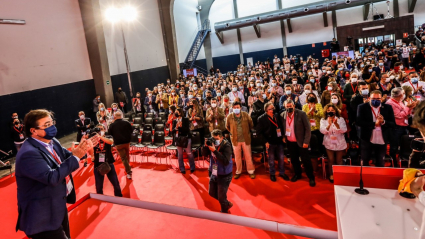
[323,12,328,27]
[215,31,224,44]
[253,24,261,38]
[363,3,370,21]
[408,0,417,13]
[287,18,292,33]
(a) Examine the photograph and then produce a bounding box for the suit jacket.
[373,66,390,76]
[280,109,311,148]
[206,106,226,132]
[15,137,79,236]
[356,102,395,143]
[114,91,128,104]
[75,118,92,136]
[144,95,158,111]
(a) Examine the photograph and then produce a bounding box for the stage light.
[121,6,137,22]
[105,7,122,23]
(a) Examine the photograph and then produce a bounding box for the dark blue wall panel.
[0,79,96,154]
[212,54,241,74]
[110,65,170,97]
[243,48,284,64]
[287,42,331,64]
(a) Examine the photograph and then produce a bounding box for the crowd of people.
[416,23,425,43]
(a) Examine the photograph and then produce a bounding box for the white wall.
[0,0,92,96]
[281,0,326,9]
[174,0,205,63]
[101,0,167,76]
[209,0,239,57]
[237,0,283,53]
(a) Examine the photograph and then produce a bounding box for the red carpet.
[0,152,336,239]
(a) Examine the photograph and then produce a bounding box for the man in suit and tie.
[357,90,395,167]
[75,111,92,142]
[15,109,98,239]
[373,59,390,76]
[280,99,315,187]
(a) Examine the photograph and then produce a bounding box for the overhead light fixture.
[362,25,385,31]
[105,6,137,23]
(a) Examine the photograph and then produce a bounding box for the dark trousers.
[94,163,123,197]
[390,126,408,161]
[360,139,387,167]
[28,209,70,239]
[116,143,132,175]
[268,143,285,175]
[287,141,315,179]
[209,172,232,213]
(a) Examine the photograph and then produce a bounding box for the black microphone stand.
[355,158,369,195]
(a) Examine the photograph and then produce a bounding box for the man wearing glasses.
[257,102,289,182]
[15,109,98,239]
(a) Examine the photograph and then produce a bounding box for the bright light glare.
[121,6,137,22]
[105,6,137,22]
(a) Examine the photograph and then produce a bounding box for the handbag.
[175,136,189,148]
[96,162,111,175]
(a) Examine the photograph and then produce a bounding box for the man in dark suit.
[75,111,92,142]
[114,87,128,113]
[357,90,395,167]
[15,109,97,239]
[280,99,315,187]
[373,59,390,76]
[144,90,157,113]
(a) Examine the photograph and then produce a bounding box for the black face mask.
[307,97,316,103]
[207,96,212,101]
[174,112,179,117]
[14,121,19,126]
[188,105,193,109]
[287,108,294,113]
[118,89,122,92]
[327,112,335,117]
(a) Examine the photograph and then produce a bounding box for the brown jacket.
[156,93,169,109]
[206,107,226,132]
[225,112,254,146]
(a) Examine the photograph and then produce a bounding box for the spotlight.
[345,0,352,4]
[105,6,137,23]
[105,7,122,23]
[121,6,137,22]
[304,8,309,12]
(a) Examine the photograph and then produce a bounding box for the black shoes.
[309,179,316,187]
[291,175,302,182]
[181,171,186,174]
[84,162,87,167]
[190,169,195,173]
[279,174,290,181]
[270,175,276,182]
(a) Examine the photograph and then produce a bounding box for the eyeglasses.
[267,108,275,111]
[36,120,56,129]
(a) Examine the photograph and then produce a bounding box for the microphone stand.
[355,159,369,195]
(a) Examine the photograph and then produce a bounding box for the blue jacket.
[203,139,233,175]
[15,137,80,236]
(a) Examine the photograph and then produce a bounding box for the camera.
[86,127,101,138]
[411,138,425,152]
[205,137,215,146]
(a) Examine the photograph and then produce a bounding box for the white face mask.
[292,81,297,85]
[331,99,338,104]
[351,78,357,83]
[304,90,311,94]
[327,71,332,74]
[211,103,217,108]
[385,78,391,83]
[328,86,333,91]
[285,90,291,95]
[80,115,85,120]
[100,131,105,136]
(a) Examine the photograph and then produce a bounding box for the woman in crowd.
[299,83,320,106]
[302,92,324,150]
[97,103,111,131]
[320,104,347,183]
[321,81,340,106]
[172,108,195,174]
[188,99,204,141]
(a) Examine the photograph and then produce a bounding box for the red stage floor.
[1,153,337,239]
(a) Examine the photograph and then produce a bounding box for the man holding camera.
[88,124,122,197]
[202,129,233,213]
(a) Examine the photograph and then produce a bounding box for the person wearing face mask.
[75,111,92,144]
[349,81,369,139]
[114,87,128,113]
[299,83,320,106]
[226,102,255,179]
[155,88,169,114]
[110,103,122,121]
[251,90,269,127]
[220,95,232,117]
[281,99,315,186]
[343,73,359,106]
[376,73,394,102]
[227,83,245,104]
[11,117,26,152]
[188,99,204,141]
[278,85,301,113]
[15,109,98,239]
[132,92,144,116]
[269,78,284,98]
[320,104,347,183]
[319,67,333,92]
[321,81,340,107]
[206,98,226,133]
[88,124,122,197]
[302,92,324,152]
[96,103,111,131]
[172,108,196,174]
[168,89,179,109]
[357,90,395,167]
[362,65,378,84]
[291,76,304,95]
[386,87,418,164]
[177,90,189,112]
[201,129,233,213]
[373,59,390,76]
[167,105,177,132]
[402,72,425,101]
[93,94,102,115]
[144,90,158,114]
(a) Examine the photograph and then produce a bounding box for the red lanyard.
[351,83,357,93]
[287,113,294,127]
[380,83,387,91]
[98,141,105,151]
[308,104,315,115]
[409,82,418,91]
[268,116,279,128]
[48,149,62,165]
[14,126,23,134]
[233,92,238,98]
[371,107,380,119]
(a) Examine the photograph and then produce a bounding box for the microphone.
[355,158,369,195]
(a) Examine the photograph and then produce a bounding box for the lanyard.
[371,107,380,119]
[308,104,315,115]
[409,81,418,91]
[98,141,105,151]
[268,115,278,128]
[287,113,294,127]
[380,83,387,91]
[233,92,238,98]
[47,148,62,165]
[14,126,23,134]
[351,83,357,93]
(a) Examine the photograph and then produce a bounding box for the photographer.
[11,118,26,152]
[88,124,122,197]
[202,129,233,213]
